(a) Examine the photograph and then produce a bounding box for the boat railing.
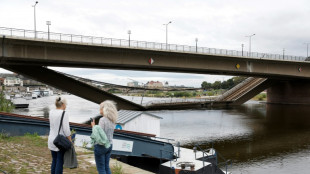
[194,143,232,173]
[217,151,232,174]
[193,144,215,168]
[160,149,179,169]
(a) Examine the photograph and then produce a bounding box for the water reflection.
[179,103,310,173]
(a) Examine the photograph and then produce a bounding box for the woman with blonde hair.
[91,100,118,174]
[48,96,71,174]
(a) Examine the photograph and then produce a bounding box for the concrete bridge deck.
[1,27,309,80]
[1,27,310,107]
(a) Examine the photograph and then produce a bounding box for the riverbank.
[0,133,153,174]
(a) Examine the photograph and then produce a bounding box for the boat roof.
[117,110,162,125]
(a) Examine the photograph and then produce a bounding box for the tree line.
[201,76,247,90]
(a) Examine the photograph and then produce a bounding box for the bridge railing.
[144,97,214,106]
[0,26,305,62]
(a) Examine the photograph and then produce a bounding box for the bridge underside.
[267,80,310,105]
[3,64,310,110]
[1,65,145,111]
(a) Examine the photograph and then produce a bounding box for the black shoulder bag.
[53,111,72,151]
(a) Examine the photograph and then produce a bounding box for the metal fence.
[144,97,215,107]
[0,26,305,61]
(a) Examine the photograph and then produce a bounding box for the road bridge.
[1,27,310,107]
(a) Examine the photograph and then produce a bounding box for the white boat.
[32,89,54,98]
[11,97,29,108]
[43,89,54,96]
[24,92,33,100]
[32,90,41,98]
[160,146,231,174]
[32,93,38,99]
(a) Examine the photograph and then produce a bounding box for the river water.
[12,95,310,174]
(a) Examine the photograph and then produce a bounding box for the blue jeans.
[94,144,113,174]
[51,150,65,174]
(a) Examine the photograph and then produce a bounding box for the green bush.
[0,90,15,112]
[254,93,267,101]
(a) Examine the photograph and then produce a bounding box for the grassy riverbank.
[252,93,267,101]
[0,133,115,174]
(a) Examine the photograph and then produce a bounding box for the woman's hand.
[91,119,95,127]
[67,136,72,142]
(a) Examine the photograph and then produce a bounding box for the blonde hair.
[100,100,118,123]
[55,96,67,108]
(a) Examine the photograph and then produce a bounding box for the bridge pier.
[267,80,310,105]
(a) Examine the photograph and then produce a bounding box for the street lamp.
[141,83,145,105]
[46,21,51,40]
[304,43,310,58]
[241,44,244,56]
[32,1,39,38]
[283,48,285,60]
[128,30,131,47]
[245,34,255,57]
[163,21,172,49]
[195,38,198,52]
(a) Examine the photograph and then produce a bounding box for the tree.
[212,81,221,90]
[201,81,212,90]
[201,76,247,91]
[0,87,14,112]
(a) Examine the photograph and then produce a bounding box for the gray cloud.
[0,0,309,86]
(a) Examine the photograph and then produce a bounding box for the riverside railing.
[0,26,305,62]
[144,98,214,107]
[194,143,232,174]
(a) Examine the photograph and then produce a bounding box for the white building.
[116,110,162,137]
[4,77,23,86]
[127,81,139,87]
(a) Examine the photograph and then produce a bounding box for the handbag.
[53,111,72,151]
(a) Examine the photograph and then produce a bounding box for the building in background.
[127,81,139,87]
[146,81,163,88]
[4,77,23,86]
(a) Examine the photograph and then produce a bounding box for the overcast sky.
[1,0,310,87]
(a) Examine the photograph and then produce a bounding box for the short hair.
[100,100,118,123]
[55,96,67,108]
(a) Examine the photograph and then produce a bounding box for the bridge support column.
[267,80,310,105]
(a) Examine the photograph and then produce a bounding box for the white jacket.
[48,109,71,151]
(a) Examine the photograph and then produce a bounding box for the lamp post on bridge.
[283,48,285,60]
[46,21,51,40]
[163,21,172,49]
[241,44,244,56]
[32,1,39,38]
[245,34,255,57]
[128,30,131,47]
[195,38,198,53]
[141,82,145,105]
[304,43,310,58]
